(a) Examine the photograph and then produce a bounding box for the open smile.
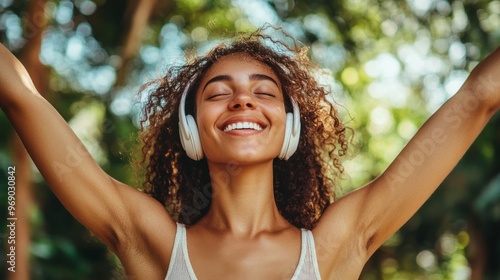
[223,122,264,132]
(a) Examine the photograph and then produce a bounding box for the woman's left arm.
[314,47,500,266]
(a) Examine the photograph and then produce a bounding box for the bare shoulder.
[312,189,371,279]
[112,181,177,278]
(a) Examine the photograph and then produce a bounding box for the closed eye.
[207,93,230,100]
[255,92,276,97]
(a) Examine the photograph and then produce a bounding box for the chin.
[206,151,276,166]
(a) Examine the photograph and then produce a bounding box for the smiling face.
[195,53,287,165]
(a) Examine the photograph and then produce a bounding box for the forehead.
[202,53,279,80]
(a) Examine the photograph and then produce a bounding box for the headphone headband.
[178,84,191,140]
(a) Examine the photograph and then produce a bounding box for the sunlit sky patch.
[364,53,401,78]
[369,106,394,135]
[77,0,97,16]
[111,91,133,117]
[407,0,435,17]
[55,0,73,25]
[66,36,85,60]
[1,12,23,46]
[232,0,279,26]
[0,0,14,9]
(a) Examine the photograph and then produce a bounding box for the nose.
[228,91,256,110]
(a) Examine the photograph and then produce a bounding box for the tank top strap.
[291,229,321,280]
[305,229,321,279]
[164,223,197,280]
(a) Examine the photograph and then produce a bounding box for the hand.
[0,43,38,107]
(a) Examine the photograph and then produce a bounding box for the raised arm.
[314,47,500,275]
[0,44,175,262]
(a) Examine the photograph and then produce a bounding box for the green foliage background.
[0,0,499,279]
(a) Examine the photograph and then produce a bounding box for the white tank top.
[164,223,321,280]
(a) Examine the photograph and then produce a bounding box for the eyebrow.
[202,73,279,91]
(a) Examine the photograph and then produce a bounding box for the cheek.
[269,105,287,128]
[195,112,212,135]
[195,106,220,142]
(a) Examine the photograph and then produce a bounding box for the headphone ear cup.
[278,113,293,160]
[279,97,301,160]
[286,113,300,160]
[182,114,204,161]
[178,80,204,161]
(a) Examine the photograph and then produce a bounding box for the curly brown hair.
[138,27,348,230]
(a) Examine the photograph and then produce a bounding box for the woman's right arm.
[0,44,175,258]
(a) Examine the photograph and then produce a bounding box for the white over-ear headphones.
[178,84,301,161]
[278,97,301,160]
[178,83,204,161]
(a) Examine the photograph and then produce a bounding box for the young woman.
[1,30,499,279]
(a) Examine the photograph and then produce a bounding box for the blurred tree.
[0,0,498,279]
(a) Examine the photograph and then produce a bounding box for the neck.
[200,160,289,236]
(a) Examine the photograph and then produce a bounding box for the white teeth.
[224,122,263,132]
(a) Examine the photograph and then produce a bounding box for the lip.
[218,116,268,133]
